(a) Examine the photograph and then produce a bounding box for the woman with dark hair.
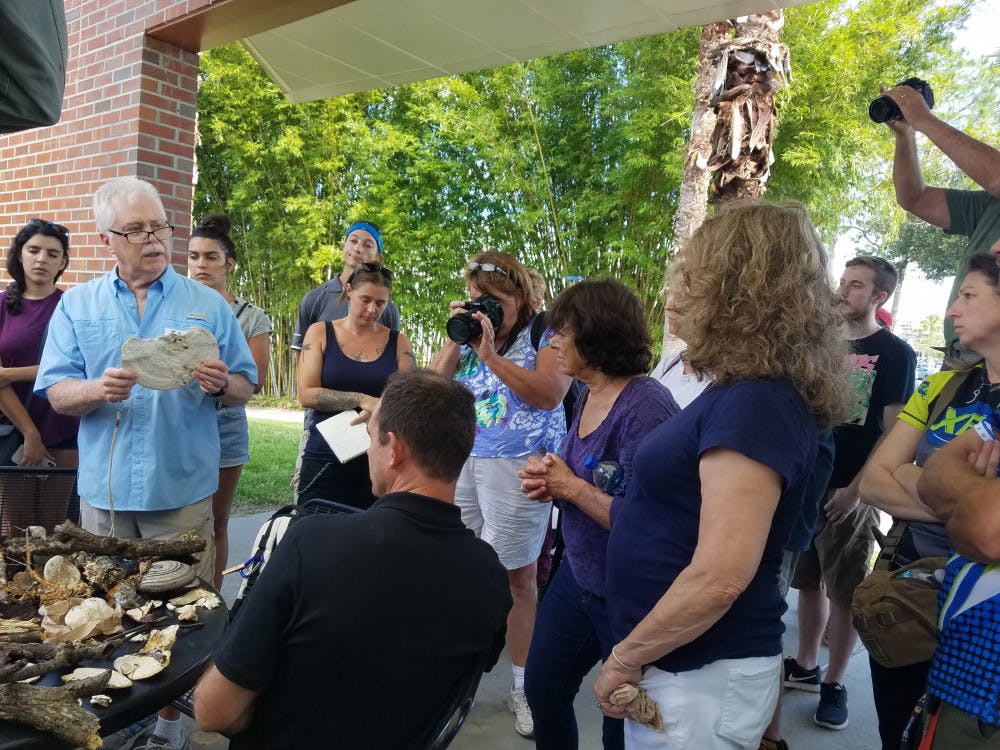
[0,218,78,468]
[860,253,1000,749]
[430,249,571,739]
[188,213,272,587]
[297,262,415,509]
[519,279,678,750]
[594,201,849,749]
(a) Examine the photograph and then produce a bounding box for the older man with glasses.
[34,176,257,750]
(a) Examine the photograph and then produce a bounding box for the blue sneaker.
[814,681,849,730]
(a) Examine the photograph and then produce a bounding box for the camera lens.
[447,313,482,345]
[868,96,899,124]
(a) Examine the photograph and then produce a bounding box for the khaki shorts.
[791,492,879,609]
[80,497,215,584]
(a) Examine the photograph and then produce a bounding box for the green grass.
[234,418,302,514]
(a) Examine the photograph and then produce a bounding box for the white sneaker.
[507,687,534,738]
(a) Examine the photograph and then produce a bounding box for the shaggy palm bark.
[663,12,789,352]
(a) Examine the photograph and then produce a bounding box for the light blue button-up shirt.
[35,266,257,512]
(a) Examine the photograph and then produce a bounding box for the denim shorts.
[217,405,250,468]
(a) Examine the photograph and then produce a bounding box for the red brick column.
[0,0,211,287]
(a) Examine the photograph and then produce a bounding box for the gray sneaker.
[507,686,534,739]
[101,715,156,749]
[129,735,191,750]
[123,725,191,750]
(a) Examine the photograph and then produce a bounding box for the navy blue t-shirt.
[606,379,817,673]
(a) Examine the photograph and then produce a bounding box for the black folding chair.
[421,648,495,750]
[0,465,77,537]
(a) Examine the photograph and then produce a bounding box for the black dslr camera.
[446,294,505,345]
[869,77,934,123]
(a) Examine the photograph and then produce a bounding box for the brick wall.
[0,0,210,287]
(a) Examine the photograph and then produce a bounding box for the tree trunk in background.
[708,10,788,202]
[663,11,789,351]
[672,21,733,250]
[890,259,907,327]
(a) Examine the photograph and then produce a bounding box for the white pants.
[626,656,781,750]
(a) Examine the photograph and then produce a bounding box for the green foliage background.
[193,0,997,396]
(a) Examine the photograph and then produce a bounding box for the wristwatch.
[209,377,229,398]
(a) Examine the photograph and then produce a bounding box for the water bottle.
[584,455,623,494]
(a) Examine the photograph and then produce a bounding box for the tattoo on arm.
[403,351,416,361]
[315,389,362,412]
[302,343,312,351]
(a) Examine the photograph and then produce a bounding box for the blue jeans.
[524,563,624,750]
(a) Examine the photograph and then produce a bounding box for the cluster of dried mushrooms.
[0,521,215,749]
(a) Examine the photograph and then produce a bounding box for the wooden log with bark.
[2,521,205,559]
[0,670,109,749]
[0,639,120,684]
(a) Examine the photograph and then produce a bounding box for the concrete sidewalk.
[185,510,883,750]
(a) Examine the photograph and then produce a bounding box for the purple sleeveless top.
[0,290,79,447]
[304,323,398,461]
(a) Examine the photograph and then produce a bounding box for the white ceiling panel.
[243,0,813,104]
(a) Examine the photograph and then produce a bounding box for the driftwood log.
[0,639,120,684]
[3,521,205,559]
[0,670,109,749]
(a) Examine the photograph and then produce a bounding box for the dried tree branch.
[0,670,109,749]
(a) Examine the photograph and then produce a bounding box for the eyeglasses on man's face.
[30,217,69,237]
[357,262,393,281]
[467,261,510,278]
[107,224,174,245]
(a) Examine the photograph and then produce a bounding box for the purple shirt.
[560,376,678,596]
[0,290,79,446]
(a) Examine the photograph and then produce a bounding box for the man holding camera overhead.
[881,83,1000,364]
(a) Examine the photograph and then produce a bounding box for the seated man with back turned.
[194,370,513,750]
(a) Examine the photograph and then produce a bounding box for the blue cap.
[583,455,599,470]
[345,222,383,254]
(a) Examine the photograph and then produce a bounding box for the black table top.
[0,587,228,749]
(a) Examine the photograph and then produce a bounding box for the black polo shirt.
[215,492,511,750]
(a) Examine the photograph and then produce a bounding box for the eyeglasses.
[357,262,393,281]
[107,225,174,245]
[29,218,69,237]
[467,261,509,278]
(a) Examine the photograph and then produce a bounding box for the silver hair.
[92,177,165,233]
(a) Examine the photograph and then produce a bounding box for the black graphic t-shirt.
[829,328,916,488]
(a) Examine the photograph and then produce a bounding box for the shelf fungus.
[139,560,195,594]
[41,597,123,643]
[62,667,132,690]
[114,624,178,680]
[90,694,113,709]
[121,327,219,390]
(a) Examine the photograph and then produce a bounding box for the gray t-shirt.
[943,189,1000,351]
[230,295,272,341]
[291,276,400,350]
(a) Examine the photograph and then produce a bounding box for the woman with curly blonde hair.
[594,201,848,750]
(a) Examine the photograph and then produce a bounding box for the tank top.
[304,323,398,461]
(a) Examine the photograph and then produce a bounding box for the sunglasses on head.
[357,262,393,281]
[29,217,69,237]
[467,261,509,278]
